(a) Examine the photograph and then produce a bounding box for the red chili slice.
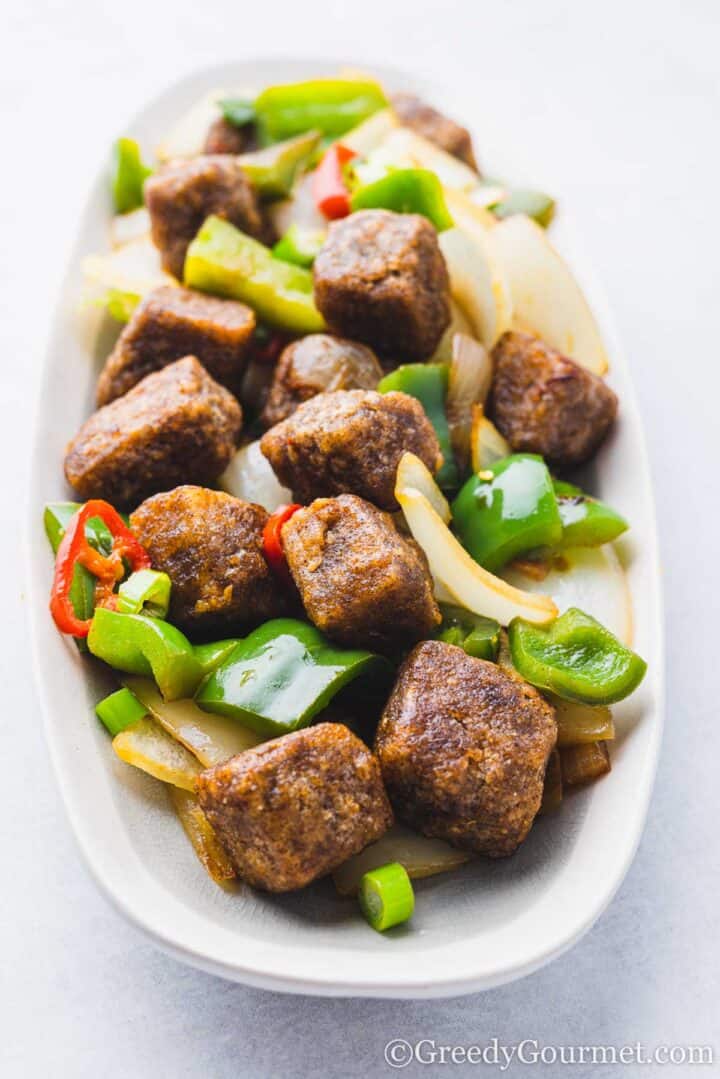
[312,144,357,220]
[262,503,303,584]
[50,500,151,638]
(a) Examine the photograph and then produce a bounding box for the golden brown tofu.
[64,357,242,509]
[196,723,393,892]
[375,641,557,856]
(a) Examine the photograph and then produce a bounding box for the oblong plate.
[27,58,663,998]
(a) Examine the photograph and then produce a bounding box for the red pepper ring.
[50,500,152,638]
[262,504,303,585]
[312,143,357,220]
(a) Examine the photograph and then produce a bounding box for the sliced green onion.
[358,862,415,932]
[96,687,148,737]
[117,569,171,618]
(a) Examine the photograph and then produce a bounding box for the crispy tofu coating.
[129,486,284,635]
[260,388,442,510]
[64,357,241,509]
[96,286,256,405]
[391,92,479,171]
[313,210,451,361]
[196,723,393,892]
[261,334,383,427]
[375,641,557,857]
[489,331,619,467]
[282,494,441,653]
[145,155,265,278]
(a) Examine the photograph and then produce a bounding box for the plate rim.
[26,56,665,998]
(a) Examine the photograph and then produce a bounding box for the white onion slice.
[333,823,470,895]
[219,440,291,513]
[395,465,557,626]
[489,214,609,375]
[447,333,492,466]
[501,545,633,645]
[470,405,510,473]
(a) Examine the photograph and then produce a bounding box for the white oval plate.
[27,59,663,998]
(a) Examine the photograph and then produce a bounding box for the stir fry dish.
[46,74,647,934]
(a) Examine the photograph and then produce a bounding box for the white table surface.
[2,1,718,1075]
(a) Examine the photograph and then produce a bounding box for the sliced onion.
[395,467,557,625]
[447,333,493,467]
[341,107,399,154]
[170,787,237,883]
[268,171,327,237]
[109,207,151,249]
[81,236,176,321]
[501,545,632,644]
[112,716,201,791]
[488,214,609,375]
[219,439,291,514]
[125,677,261,767]
[396,451,450,523]
[429,299,474,364]
[439,226,512,348]
[333,823,469,895]
[470,405,510,473]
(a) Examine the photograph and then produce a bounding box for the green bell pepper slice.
[350,169,454,231]
[192,638,242,677]
[87,608,203,701]
[272,223,326,268]
[490,189,556,228]
[237,131,321,199]
[377,363,458,490]
[452,454,563,573]
[95,686,148,737]
[117,569,171,619]
[435,605,500,661]
[111,137,152,214]
[254,79,387,142]
[185,215,325,334]
[509,606,647,705]
[553,480,629,549]
[195,618,390,737]
[44,503,117,654]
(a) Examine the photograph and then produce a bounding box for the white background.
[1,1,719,1076]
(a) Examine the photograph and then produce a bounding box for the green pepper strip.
[452,454,562,572]
[435,604,500,661]
[44,503,116,653]
[378,364,458,490]
[350,169,454,231]
[111,137,152,214]
[117,569,172,618]
[195,618,391,737]
[254,79,387,142]
[87,608,204,702]
[553,480,629,549]
[509,606,647,705]
[185,215,325,334]
[95,686,148,737]
[237,131,321,200]
[272,223,326,268]
[192,638,242,678]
